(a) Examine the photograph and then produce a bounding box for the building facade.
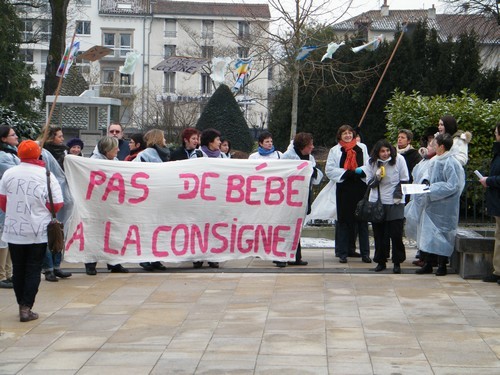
[17,0,272,135]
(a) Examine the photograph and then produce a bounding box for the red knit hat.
[18,140,42,160]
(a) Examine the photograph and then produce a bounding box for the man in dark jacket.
[108,123,130,161]
[480,123,500,284]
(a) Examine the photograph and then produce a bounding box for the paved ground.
[1,244,500,374]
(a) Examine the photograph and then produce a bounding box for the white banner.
[63,156,312,264]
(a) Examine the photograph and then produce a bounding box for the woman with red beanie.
[0,140,63,322]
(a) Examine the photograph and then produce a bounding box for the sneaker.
[0,279,13,289]
[482,274,500,283]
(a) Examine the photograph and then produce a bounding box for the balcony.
[100,84,135,97]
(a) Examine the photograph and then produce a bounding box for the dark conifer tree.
[196,84,253,152]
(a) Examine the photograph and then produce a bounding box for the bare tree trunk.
[43,0,71,101]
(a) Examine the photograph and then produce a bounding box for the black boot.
[44,271,58,282]
[54,269,72,278]
[415,263,433,274]
[435,256,448,276]
[85,262,97,276]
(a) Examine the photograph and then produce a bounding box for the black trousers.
[9,242,46,308]
[372,219,406,264]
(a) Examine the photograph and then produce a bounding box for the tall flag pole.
[41,29,78,147]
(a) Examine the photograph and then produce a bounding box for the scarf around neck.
[201,145,221,158]
[258,146,275,156]
[339,139,358,170]
[397,144,412,154]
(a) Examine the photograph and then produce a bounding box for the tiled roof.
[333,9,499,44]
[153,1,271,19]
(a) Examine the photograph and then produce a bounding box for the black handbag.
[355,185,385,223]
[46,168,64,253]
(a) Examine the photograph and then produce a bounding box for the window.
[201,46,213,59]
[103,33,115,48]
[76,21,91,35]
[164,19,176,37]
[75,0,91,5]
[119,34,132,57]
[102,31,133,58]
[164,72,176,93]
[237,47,249,58]
[164,45,176,58]
[103,69,115,84]
[202,20,214,39]
[40,50,49,74]
[21,20,33,42]
[120,74,132,94]
[238,21,250,38]
[201,74,212,95]
[20,49,34,63]
[39,20,52,42]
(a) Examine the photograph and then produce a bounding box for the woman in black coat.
[480,122,500,283]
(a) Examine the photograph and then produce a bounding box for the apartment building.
[17,0,271,133]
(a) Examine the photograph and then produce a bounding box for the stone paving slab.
[1,247,499,374]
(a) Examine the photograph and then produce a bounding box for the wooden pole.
[40,30,77,147]
[357,25,406,129]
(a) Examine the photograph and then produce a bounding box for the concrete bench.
[451,228,495,279]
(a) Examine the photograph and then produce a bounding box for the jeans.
[42,248,62,272]
[9,243,46,308]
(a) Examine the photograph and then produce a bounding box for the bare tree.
[442,0,499,24]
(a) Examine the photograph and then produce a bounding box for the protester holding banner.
[0,140,63,322]
[125,133,145,161]
[220,137,231,158]
[191,129,223,269]
[132,129,168,271]
[199,128,222,159]
[170,128,202,161]
[281,132,324,267]
[86,136,128,274]
[92,123,129,161]
[133,129,170,163]
[365,139,409,274]
[325,125,371,264]
[0,126,20,289]
[248,131,282,160]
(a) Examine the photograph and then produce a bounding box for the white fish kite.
[321,41,345,62]
[352,34,384,53]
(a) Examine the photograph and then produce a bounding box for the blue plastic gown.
[417,151,465,257]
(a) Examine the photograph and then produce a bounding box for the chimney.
[428,4,436,19]
[381,0,389,17]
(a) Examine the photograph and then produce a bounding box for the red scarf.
[21,159,46,167]
[339,139,358,170]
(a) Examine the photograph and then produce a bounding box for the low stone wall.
[451,228,495,279]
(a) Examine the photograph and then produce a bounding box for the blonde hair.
[144,129,166,148]
[97,136,118,155]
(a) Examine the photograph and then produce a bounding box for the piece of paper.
[402,184,430,195]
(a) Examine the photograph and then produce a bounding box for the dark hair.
[200,128,221,147]
[336,125,355,141]
[220,137,231,151]
[129,133,145,150]
[440,115,458,135]
[435,133,453,151]
[495,122,500,134]
[258,131,273,144]
[369,139,397,166]
[0,125,12,141]
[293,132,313,151]
[398,129,414,141]
[181,128,199,146]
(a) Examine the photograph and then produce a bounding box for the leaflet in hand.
[401,184,430,195]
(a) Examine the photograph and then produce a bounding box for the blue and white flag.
[296,45,318,61]
[321,42,345,62]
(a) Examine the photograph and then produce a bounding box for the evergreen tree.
[196,84,253,152]
[0,0,40,119]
